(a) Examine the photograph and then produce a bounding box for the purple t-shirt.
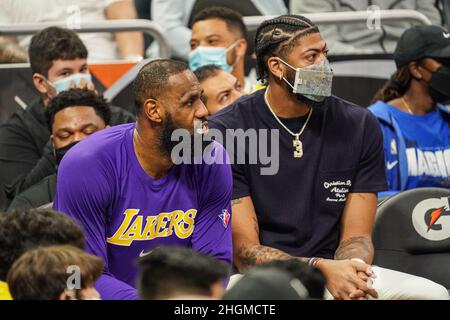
[54,123,233,300]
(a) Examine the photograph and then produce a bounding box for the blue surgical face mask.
[189,41,239,72]
[46,73,93,94]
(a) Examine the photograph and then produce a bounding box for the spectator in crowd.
[224,267,309,300]
[291,0,442,55]
[188,7,270,94]
[7,245,103,300]
[53,59,233,300]
[208,14,449,300]
[8,89,111,211]
[0,0,144,61]
[0,208,86,299]
[150,0,287,60]
[369,25,450,197]
[0,37,27,63]
[194,64,243,114]
[0,27,135,210]
[189,7,256,93]
[137,246,229,300]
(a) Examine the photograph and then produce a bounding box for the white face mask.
[277,58,333,102]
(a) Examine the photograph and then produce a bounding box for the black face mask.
[54,141,80,165]
[427,65,450,104]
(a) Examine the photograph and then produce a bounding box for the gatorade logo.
[412,197,450,241]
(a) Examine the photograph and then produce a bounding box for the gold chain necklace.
[264,86,312,158]
[401,96,413,114]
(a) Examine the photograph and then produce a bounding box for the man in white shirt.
[151,0,287,60]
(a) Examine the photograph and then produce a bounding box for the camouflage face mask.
[278,58,333,102]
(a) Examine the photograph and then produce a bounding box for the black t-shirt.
[208,89,387,258]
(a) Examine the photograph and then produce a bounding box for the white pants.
[325,266,449,300]
[229,268,449,300]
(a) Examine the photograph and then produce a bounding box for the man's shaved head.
[133,59,189,113]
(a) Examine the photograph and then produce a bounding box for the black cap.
[223,268,309,300]
[394,25,450,67]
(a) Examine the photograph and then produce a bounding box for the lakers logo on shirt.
[107,209,197,246]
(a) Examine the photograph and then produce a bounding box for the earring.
[279,74,283,81]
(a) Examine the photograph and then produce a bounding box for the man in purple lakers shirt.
[53,59,233,300]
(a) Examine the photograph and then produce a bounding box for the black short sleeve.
[351,112,388,193]
[207,119,250,200]
[231,162,250,200]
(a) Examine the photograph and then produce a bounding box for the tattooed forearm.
[231,196,311,271]
[334,236,374,263]
[236,244,309,272]
[252,214,259,237]
[237,245,292,271]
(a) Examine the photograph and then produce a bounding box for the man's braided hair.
[255,15,320,84]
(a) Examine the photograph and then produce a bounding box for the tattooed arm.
[335,237,374,262]
[232,195,376,300]
[335,193,377,263]
[312,192,379,300]
[231,196,309,272]
[320,192,378,299]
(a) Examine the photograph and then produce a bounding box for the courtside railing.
[244,9,432,30]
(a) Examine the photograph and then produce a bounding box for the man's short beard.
[293,92,327,111]
[158,113,179,158]
[158,113,211,162]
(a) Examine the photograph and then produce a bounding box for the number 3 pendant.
[293,137,303,158]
